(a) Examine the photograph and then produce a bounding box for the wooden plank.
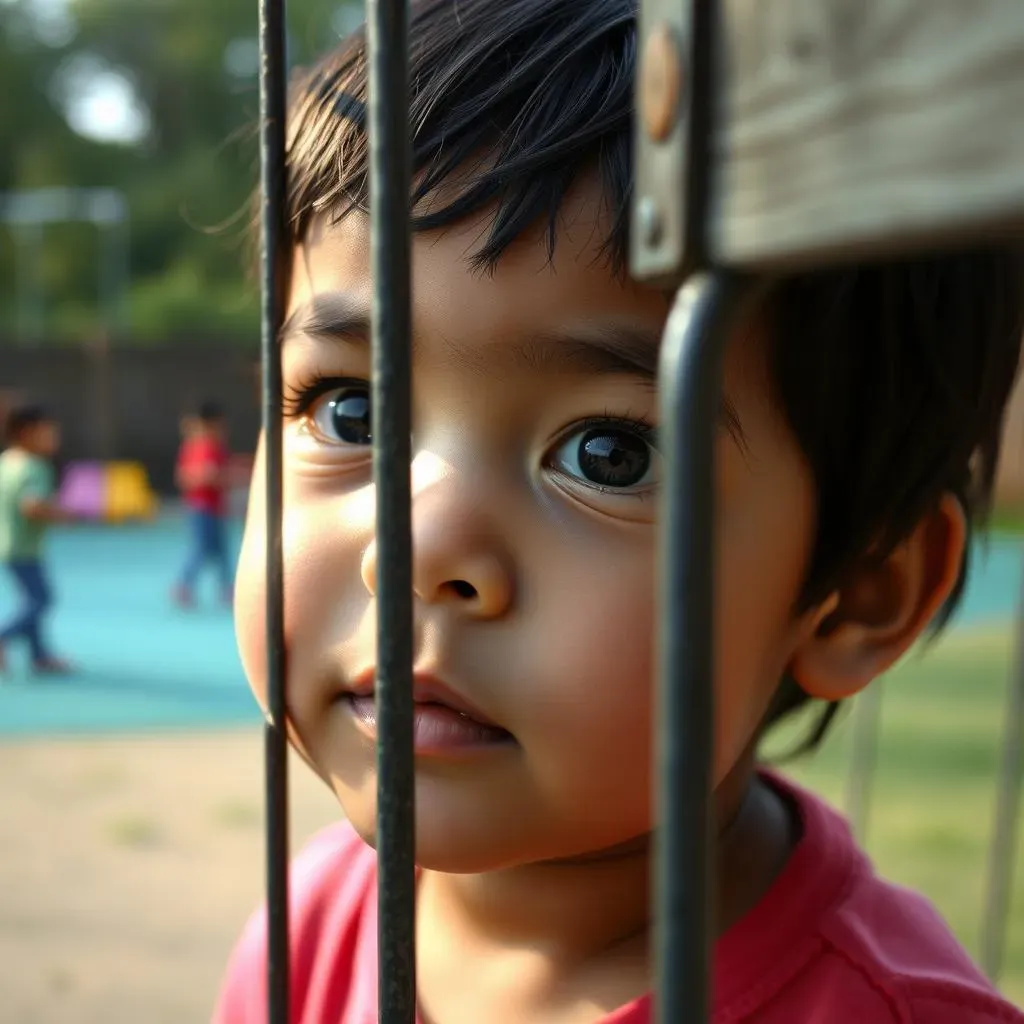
[632,0,1024,281]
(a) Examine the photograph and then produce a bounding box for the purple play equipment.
[58,461,105,518]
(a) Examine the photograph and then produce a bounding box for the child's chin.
[342,809,536,875]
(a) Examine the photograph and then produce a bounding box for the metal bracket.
[631,0,717,285]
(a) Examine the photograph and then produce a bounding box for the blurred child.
[172,401,233,607]
[0,405,74,675]
[215,1,1024,1022]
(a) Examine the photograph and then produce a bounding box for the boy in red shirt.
[216,1,1024,1021]
[173,401,232,607]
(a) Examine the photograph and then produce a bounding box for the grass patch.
[991,506,1024,537]
[213,800,262,830]
[105,814,161,848]
[765,627,1024,1005]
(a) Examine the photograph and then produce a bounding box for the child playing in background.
[173,400,233,608]
[0,404,74,675]
[215,0,1024,1021]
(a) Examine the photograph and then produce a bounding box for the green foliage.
[129,261,259,342]
[0,0,355,343]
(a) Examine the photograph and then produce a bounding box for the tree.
[0,0,354,343]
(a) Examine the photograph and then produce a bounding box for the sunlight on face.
[235,185,818,873]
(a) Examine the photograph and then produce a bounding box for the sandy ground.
[0,728,340,1024]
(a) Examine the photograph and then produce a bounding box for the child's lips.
[343,693,514,753]
[338,670,514,754]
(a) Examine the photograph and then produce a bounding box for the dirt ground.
[0,728,339,1024]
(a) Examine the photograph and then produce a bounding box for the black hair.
[5,404,51,444]
[197,400,225,423]
[281,0,1024,751]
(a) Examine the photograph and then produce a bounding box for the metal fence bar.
[633,1,734,1020]
[844,683,885,842]
[654,271,757,1024]
[980,566,1024,980]
[257,0,290,1018]
[366,0,417,1020]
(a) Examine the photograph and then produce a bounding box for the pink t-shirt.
[213,774,1023,1023]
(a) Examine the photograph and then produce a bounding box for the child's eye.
[548,420,659,492]
[307,385,372,446]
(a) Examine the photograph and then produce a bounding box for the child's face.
[197,417,224,440]
[236,186,827,871]
[23,421,59,457]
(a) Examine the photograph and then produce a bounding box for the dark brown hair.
[5,404,52,445]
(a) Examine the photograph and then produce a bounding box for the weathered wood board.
[632,0,1024,281]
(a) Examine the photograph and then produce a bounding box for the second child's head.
[235,0,1024,872]
[6,405,60,459]
[194,401,226,441]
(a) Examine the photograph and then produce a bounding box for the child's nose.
[359,506,514,620]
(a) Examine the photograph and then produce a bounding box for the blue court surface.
[0,515,255,738]
[0,518,1021,738]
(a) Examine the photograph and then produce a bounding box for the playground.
[0,515,1022,1022]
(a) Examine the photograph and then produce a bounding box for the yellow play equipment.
[105,461,159,522]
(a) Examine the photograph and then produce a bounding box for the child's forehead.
[289,191,669,346]
[287,210,775,405]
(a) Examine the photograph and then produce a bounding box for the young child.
[0,405,73,675]
[173,401,233,607]
[215,1,1024,1020]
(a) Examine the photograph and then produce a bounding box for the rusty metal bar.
[257,0,290,1017]
[366,0,417,1019]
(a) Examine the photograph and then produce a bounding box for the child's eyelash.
[281,374,364,417]
[573,411,659,447]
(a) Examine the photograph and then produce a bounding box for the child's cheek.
[235,445,271,712]
[513,547,657,836]
[712,477,816,774]
[236,441,376,739]
[234,441,317,717]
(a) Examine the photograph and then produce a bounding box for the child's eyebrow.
[282,292,746,444]
[280,293,368,347]
[281,293,661,376]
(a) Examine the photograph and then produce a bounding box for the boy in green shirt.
[0,405,73,675]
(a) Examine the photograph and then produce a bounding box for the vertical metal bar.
[655,271,756,1024]
[845,683,885,841]
[979,567,1024,980]
[643,1,733,1022]
[367,0,416,1020]
[258,0,290,1018]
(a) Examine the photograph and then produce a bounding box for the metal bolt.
[641,22,682,143]
[637,197,664,248]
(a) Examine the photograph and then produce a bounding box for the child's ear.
[789,495,966,701]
